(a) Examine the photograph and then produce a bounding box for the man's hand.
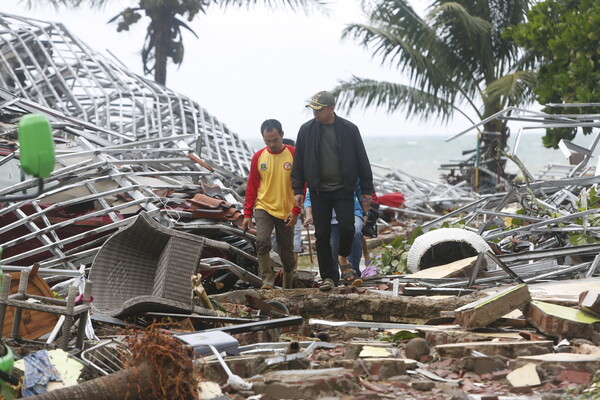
[294,194,304,210]
[285,212,299,227]
[242,217,254,233]
[303,207,313,226]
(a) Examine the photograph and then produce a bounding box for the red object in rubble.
[377,192,405,208]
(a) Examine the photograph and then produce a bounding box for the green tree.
[506,0,600,148]
[24,0,326,85]
[334,0,537,191]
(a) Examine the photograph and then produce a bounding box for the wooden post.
[11,270,29,338]
[76,281,93,349]
[60,285,77,351]
[305,225,314,264]
[0,274,12,340]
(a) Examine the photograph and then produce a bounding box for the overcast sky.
[3,0,477,140]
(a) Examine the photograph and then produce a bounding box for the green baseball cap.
[306,91,335,110]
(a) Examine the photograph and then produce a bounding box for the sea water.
[246,132,600,182]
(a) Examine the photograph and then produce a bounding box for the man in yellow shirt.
[243,119,301,289]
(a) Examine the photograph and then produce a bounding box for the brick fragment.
[556,369,592,384]
[525,300,600,344]
[435,340,553,358]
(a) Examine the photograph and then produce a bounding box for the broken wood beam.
[405,256,479,279]
[434,340,554,359]
[579,290,600,317]
[454,283,531,330]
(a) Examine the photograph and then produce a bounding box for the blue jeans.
[330,215,364,284]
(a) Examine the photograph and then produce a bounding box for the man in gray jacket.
[291,90,374,291]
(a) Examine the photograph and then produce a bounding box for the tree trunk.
[153,11,170,85]
[25,363,155,400]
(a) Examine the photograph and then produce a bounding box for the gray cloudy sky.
[2,0,474,140]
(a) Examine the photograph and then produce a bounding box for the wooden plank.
[406,256,478,279]
[454,283,531,330]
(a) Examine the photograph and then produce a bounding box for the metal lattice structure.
[0,12,253,185]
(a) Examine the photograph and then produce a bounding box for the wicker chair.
[89,212,205,317]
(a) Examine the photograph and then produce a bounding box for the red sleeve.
[243,149,264,218]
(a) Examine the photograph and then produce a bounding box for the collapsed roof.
[0,12,253,184]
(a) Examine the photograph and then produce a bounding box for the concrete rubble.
[1,11,600,400]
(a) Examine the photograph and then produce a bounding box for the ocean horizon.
[245,132,600,182]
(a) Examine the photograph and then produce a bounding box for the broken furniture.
[89,211,260,317]
[80,338,126,376]
[0,268,59,340]
[88,212,206,317]
[0,270,93,350]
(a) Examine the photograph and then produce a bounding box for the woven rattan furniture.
[89,212,205,317]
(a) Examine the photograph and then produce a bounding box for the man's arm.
[353,128,374,195]
[291,128,306,195]
[243,151,261,219]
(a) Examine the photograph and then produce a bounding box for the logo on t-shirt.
[283,162,292,170]
[260,163,267,171]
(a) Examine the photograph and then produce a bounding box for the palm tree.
[24,0,327,85]
[334,0,537,191]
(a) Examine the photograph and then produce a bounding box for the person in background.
[243,119,300,289]
[303,184,364,284]
[291,90,374,291]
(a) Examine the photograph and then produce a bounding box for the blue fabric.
[22,350,62,396]
[348,215,364,270]
[330,215,364,284]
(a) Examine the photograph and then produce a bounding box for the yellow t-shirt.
[243,145,298,220]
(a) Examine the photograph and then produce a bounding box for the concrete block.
[525,300,600,344]
[579,290,600,317]
[455,284,531,330]
[330,358,407,380]
[250,368,361,399]
[425,328,528,347]
[506,363,541,387]
[462,356,507,375]
[510,353,600,377]
[434,340,554,358]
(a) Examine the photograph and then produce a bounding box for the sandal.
[319,278,334,292]
[340,265,363,287]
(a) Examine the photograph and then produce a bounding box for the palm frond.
[484,70,537,107]
[174,18,199,39]
[213,0,329,14]
[23,0,112,8]
[429,2,491,38]
[333,76,473,124]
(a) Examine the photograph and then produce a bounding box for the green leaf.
[381,330,420,343]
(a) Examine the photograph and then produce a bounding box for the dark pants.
[311,189,355,283]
